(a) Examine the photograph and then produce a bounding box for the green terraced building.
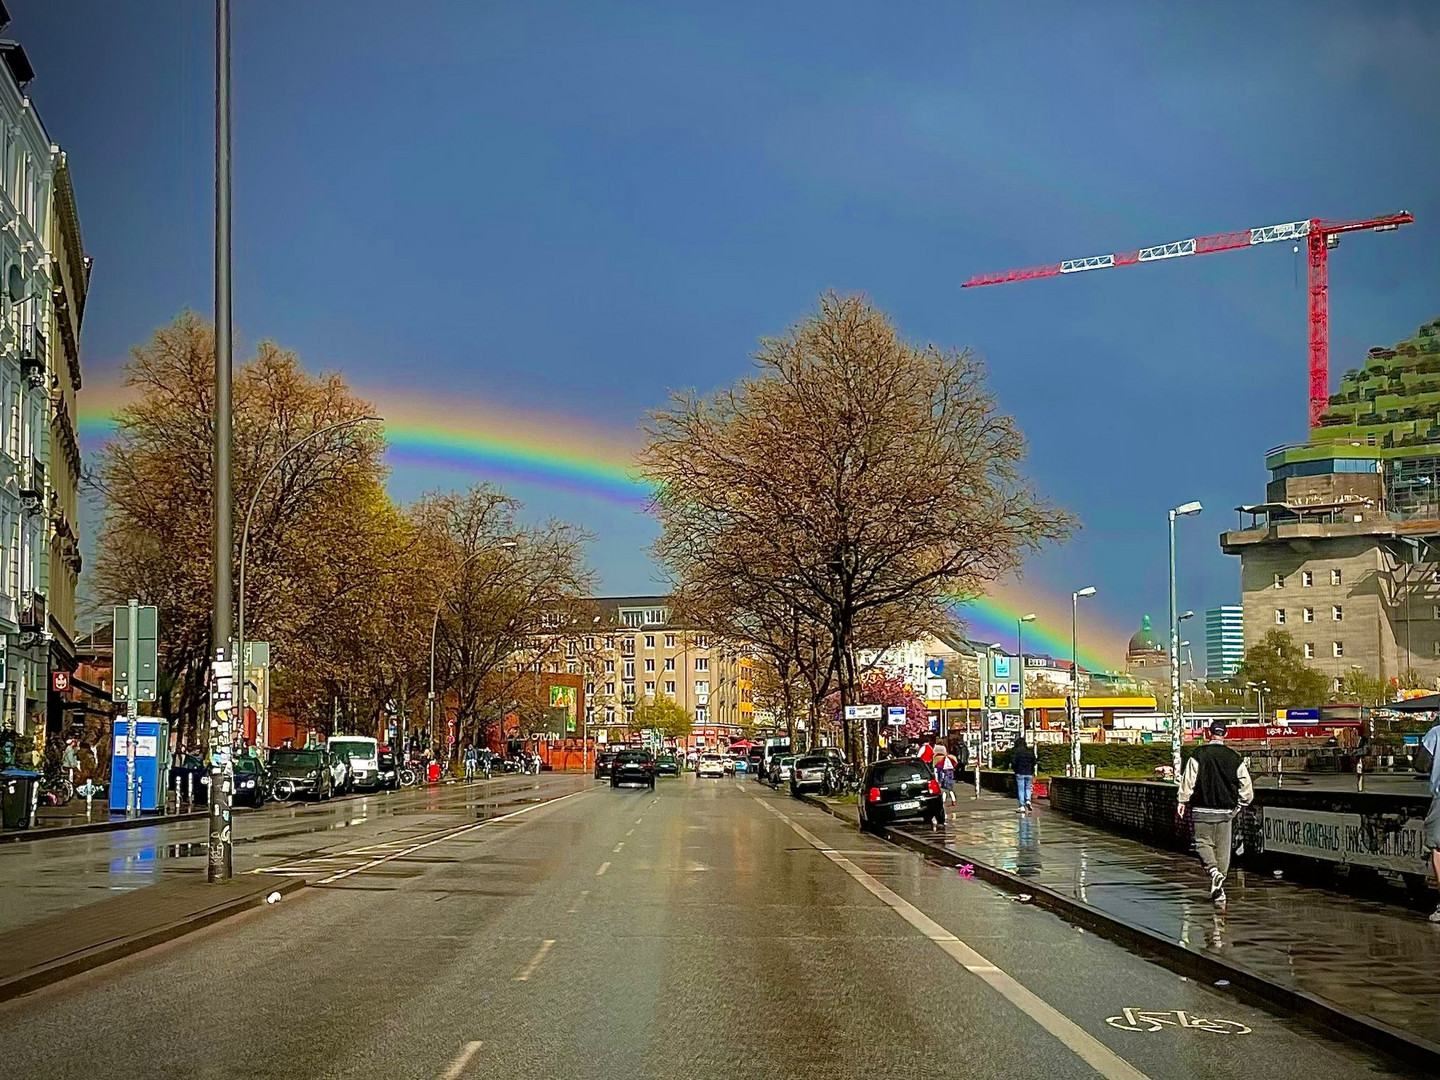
[1221,317,1440,690]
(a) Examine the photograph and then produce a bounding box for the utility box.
[110,718,172,813]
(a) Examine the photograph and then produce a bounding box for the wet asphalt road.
[0,774,1418,1079]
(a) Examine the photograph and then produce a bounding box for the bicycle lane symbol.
[1105,1008,1252,1035]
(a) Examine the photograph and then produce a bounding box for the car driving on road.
[594,750,618,779]
[697,753,725,778]
[857,757,945,831]
[610,749,656,790]
[329,735,381,792]
[655,753,681,777]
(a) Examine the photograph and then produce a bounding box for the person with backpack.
[933,743,958,807]
[1011,736,1038,813]
[1177,721,1254,905]
[1418,719,1440,923]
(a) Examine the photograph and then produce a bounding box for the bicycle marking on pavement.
[755,796,1152,1080]
[1105,1009,1251,1035]
[439,1040,483,1079]
[514,939,556,981]
[612,841,625,853]
[596,861,611,877]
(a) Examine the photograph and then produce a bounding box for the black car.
[168,753,210,803]
[377,746,401,790]
[594,750,618,780]
[610,749,655,790]
[232,756,269,808]
[268,748,335,800]
[654,753,680,777]
[857,757,944,831]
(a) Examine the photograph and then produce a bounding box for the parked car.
[329,736,381,792]
[268,748,336,800]
[610,749,656,790]
[767,755,796,786]
[168,753,210,802]
[697,753,726,778]
[747,745,765,776]
[655,753,681,777]
[232,756,269,808]
[857,757,944,831]
[594,750,618,780]
[377,745,401,790]
[790,754,830,796]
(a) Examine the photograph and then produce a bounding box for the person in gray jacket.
[1177,721,1254,905]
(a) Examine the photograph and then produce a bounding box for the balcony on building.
[19,590,45,633]
[19,455,43,512]
[19,323,47,389]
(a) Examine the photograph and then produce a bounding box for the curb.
[796,792,1440,1074]
[0,877,307,1004]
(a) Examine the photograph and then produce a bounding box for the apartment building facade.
[0,27,86,737]
[576,596,755,746]
[1205,606,1243,679]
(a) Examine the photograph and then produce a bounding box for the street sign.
[113,603,159,702]
[992,655,1012,680]
[1010,683,1020,695]
[844,704,883,720]
[51,670,70,692]
[925,678,947,700]
[1280,708,1320,722]
[995,693,1011,709]
[886,706,906,727]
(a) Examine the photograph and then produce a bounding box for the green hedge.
[992,744,1188,774]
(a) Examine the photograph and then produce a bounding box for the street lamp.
[236,416,383,753]
[974,640,1005,795]
[1169,501,1203,781]
[427,540,519,761]
[1071,587,1096,774]
[1017,613,1036,743]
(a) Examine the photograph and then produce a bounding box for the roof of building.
[1128,615,1164,654]
[0,41,33,89]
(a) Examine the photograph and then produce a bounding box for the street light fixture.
[1017,613,1036,743]
[236,416,383,752]
[427,539,519,759]
[1071,587,1096,774]
[1169,501,1202,781]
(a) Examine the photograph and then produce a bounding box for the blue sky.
[19,0,1440,638]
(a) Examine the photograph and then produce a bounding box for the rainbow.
[78,379,1126,669]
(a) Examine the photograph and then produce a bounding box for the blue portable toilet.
[110,718,172,813]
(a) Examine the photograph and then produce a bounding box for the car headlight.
[307,770,320,779]
[241,779,255,788]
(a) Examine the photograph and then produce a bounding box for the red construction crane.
[963,211,1414,428]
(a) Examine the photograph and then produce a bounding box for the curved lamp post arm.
[236,415,382,748]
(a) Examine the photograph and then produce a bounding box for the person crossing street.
[1177,721,1253,905]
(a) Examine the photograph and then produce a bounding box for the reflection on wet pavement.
[905,796,1440,1045]
[0,775,582,935]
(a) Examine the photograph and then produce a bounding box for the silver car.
[790,754,831,795]
[768,754,796,786]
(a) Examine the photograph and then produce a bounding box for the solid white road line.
[596,861,611,877]
[514,939,556,982]
[755,797,1151,1080]
[439,1040,483,1079]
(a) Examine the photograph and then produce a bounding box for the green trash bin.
[0,769,40,830]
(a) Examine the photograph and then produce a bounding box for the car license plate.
[894,799,920,811]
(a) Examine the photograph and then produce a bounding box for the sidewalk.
[0,873,304,1001]
[801,789,1440,1063]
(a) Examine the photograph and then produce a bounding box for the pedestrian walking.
[1418,719,1440,922]
[463,744,478,782]
[933,743,958,807]
[918,739,935,766]
[61,737,81,785]
[1011,736,1037,813]
[1177,721,1254,905]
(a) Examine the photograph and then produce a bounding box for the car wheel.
[934,807,946,827]
[610,779,619,788]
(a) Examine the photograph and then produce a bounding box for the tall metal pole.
[207,0,235,884]
[1169,509,1181,782]
[975,649,987,798]
[124,597,139,818]
[1071,595,1080,775]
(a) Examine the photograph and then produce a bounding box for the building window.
[695,680,709,697]
[695,657,709,671]
[664,657,675,671]
[623,661,634,679]
[585,682,595,695]
[622,638,635,655]
[644,634,655,649]
[1332,605,1343,621]
[1331,569,1342,586]
[625,707,634,724]
[1332,641,1344,658]
[1303,607,1314,623]
[646,608,667,625]
[605,636,614,649]
[665,680,676,695]
[665,634,675,648]
[566,662,578,674]
[695,634,709,648]
[645,681,655,695]
[1273,573,1285,589]
[566,640,577,658]
[695,707,707,724]
[1303,642,1314,659]
[1274,609,1286,625]
[1302,571,1313,587]
[645,658,655,672]
[605,706,614,724]
[622,611,642,627]
[606,681,615,696]
[584,636,594,650]
[605,659,614,673]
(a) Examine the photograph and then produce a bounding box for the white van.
[328,735,380,792]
